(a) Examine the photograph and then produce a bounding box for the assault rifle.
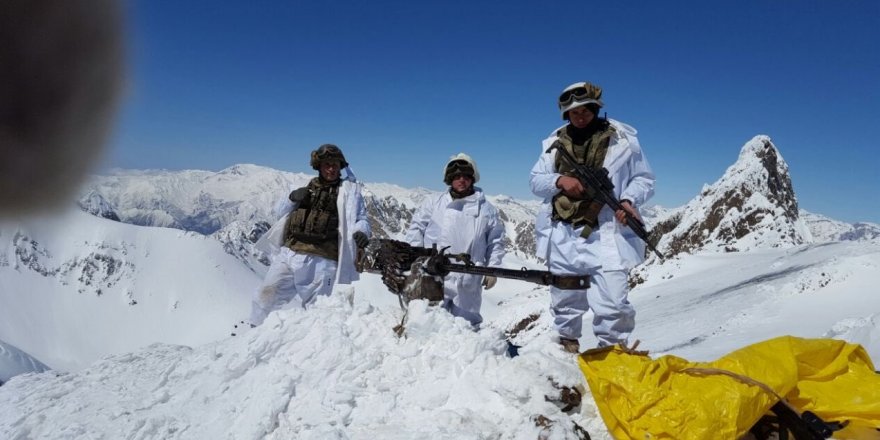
[356,239,590,294]
[547,143,664,260]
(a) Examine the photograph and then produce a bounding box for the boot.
[559,338,581,354]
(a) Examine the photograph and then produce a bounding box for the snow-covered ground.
[2,142,879,438]
[2,215,878,438]
[0,209,258,372]
[631,241,880,362]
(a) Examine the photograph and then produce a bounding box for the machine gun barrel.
[422,251,589,290]
[357,239,589,291]
[432,261,589,290]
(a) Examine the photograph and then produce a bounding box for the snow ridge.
[0,340,49,385]
[0,210,259,372]
[0,293,599,439]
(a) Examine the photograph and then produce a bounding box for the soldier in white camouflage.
[404,153,506,327]
[249,144,371,326]
[530,82,656,353]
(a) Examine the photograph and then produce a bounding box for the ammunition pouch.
[551,126,612,238]
[285,179,340,247]
[287,229,339,244]
[552,194,604,238]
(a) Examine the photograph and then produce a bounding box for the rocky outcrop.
[651,136,811,259]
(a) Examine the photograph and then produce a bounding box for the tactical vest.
[552,123,616,238]
[284,177,341,261]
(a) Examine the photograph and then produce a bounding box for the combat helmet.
[310,144,349,170]
[558,81,604,120]
[443,153,480,185]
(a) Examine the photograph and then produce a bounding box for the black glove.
[353,231,369,249]
[289,187,310,203]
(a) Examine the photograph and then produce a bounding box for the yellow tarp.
[578,336,880,439]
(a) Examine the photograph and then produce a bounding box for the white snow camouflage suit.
[530,119,655,345]
[405,188,506,326]
[250,168,370,325]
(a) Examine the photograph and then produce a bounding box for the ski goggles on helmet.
[557,84,604,108]
[310,144,349,170]
[447,160,473,174]
[314,144,342,160]
[444,160,475,184]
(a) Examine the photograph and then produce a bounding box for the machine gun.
[420,248,589,290]
[356,239,589,305]
[547,142,664,260]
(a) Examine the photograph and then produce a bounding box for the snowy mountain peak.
[77,191,120,221]
[216,163,266,176]
[0,340,49,384]
[650,136,812,259]
[728,135,799,219]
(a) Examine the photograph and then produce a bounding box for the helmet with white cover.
[558,81,604,120]
[443,153,480,185]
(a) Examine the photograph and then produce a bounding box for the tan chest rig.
[284,178,340,261]
[552,124,615,238]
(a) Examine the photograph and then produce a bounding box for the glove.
[289,187,310,203]
[482,275,497,290]
[353,231,369,249]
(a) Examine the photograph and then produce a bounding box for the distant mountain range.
[77,165,545,273]
[77,141,878,274]
[799,210,880,243]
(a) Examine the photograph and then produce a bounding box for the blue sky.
[108,0,879,223]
